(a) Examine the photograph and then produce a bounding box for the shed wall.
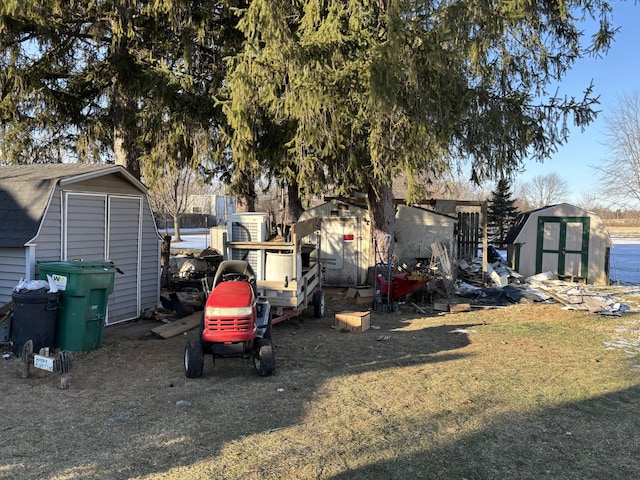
[0,247,27,305]
[139,197,161,314]
[31,190,63,260]
[394,205,456,264]
[299,201,371,286]
[65,176,142,195]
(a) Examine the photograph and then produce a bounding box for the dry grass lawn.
[1,293,639,479]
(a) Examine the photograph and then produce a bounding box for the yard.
[1,291,639,479]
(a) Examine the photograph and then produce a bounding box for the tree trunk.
[366,180,396,267]
[110,3,141,180]
[285,182,304,223]
[173,215,182,243]
[234,170,256,212]
[112,85,141,180]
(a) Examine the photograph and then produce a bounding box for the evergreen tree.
[0,0,237,180]
[224,0,616,262]
[488,179,519,249]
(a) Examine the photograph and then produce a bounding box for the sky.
[515,0,640,203]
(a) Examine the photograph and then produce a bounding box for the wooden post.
[161,235,172,290]
[481,202,488,286]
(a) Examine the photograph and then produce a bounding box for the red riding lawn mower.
[184,260,274,378]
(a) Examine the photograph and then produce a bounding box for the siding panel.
[0,248,26,304]
[139,198,161,312]
[32,189,62,260]
[66,194,107,261]
[107,196,141,324]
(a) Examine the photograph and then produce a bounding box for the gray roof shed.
[0,164,161,324]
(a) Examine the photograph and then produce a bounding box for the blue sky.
[515,0,640,202]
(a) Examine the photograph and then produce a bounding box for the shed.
[0,164,162,324]
[298,200,372,286]
[299,200,458,286]
[505,203,612,285]
[394,205,457,264]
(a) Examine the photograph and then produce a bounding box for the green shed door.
[536,216,590,279]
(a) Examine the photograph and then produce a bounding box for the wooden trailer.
[226,217,324,324]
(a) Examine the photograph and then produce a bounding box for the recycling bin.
[37,261,116,352]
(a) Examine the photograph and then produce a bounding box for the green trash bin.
[37,261,116,352]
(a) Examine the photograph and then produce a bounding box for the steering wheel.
[221,273,249,282]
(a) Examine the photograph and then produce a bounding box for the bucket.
[265,252,302,281]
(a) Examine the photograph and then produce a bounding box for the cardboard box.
[335,311,370,332]
[346,287,375,305]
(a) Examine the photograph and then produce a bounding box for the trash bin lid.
[38,260,116,273]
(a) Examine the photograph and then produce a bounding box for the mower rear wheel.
[184,340,204,378]
[253,339,275,376]
[313,290,325,318]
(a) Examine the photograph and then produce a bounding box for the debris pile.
[457,257,523,287]
[450,248,632,314]
[455,282,551,306]
[526,278,632,316]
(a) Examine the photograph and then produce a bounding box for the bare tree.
[593,90,640,209]
[520,173,570,208]
[146,165,202,242]
[575,191,604,214]
[394,170,491,201]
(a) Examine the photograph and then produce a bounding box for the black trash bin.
[11,290,59,356]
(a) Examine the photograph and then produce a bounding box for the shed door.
[322,217,360,286]
[536,216,590,279]
[64,193,143,325]
[107,196,142,324]
[65,194,107,260]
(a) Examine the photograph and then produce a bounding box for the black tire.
[184,340,204,378]
[313,289,325,318]
[253,339,275,376]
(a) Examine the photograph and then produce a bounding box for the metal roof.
[0,164,145,248]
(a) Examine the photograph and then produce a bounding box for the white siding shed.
[299,200,372,287]
[505,203,612,285]
[394,205,457,263]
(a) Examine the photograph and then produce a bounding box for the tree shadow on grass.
[0,300,481,479]
[326,384,640,480]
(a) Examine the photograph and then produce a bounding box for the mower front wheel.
[253,339,275,377]
[184,340,204,378]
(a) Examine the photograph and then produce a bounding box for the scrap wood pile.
[456,245,523,288]
[526,272,632,316]
[455,267,633,315]
[457,257,523,287]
